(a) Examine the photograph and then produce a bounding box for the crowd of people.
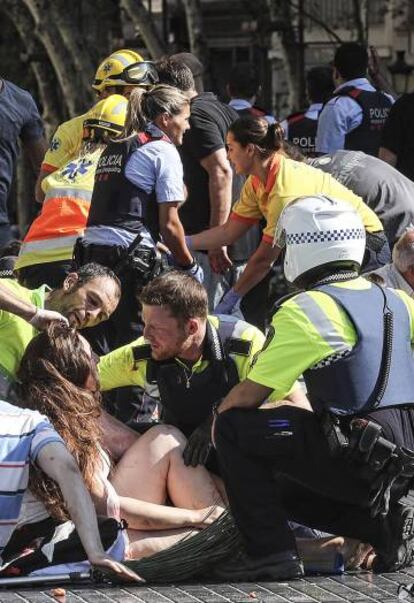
[1,40,414,583]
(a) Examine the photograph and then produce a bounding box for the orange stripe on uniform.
[40,163,58,173]
[262,234,274,245]
[230,212,260,225]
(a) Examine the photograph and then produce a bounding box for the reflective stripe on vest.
[16,190,91,269]
[293,293,352,357]
[302,284,414,415]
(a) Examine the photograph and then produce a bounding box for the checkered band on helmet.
[286,228,365,245]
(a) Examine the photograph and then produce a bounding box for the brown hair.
[228,115,285,158]
[16,324,102,521]
[140,270,208,324]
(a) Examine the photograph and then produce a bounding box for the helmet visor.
[123,62,159,85]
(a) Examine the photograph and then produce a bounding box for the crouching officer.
[213,195,414,582]
[98,270,294,465]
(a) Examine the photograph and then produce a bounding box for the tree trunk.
[21,0,89,116]
[181,0,210,67]
[120,0,167,58]
[1,0,64,139]
[47,0,96,100]
[352,0,366,43]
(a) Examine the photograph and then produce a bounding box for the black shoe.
[210,550,304,582]
[373,503,414,572]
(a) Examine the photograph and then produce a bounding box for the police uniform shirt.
[309,150,414,245]
[230,154,383,245]
[84,123,185,249]
[248,277,414,401]
[315,78,394,154]
[98,315,265,397]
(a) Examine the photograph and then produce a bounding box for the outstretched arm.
[189,219,251,251]
[0,281,68,328]
[37,442,140,581]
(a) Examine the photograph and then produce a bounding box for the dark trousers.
[215,405,408,557]
[241,270,272,332]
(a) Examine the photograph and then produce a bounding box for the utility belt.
[320,412,414,517]
[73,236,168,289]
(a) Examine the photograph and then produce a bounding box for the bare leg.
[111,424,224,509]
[126,527,199,560]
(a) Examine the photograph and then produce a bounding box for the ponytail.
[229,116,285,158]
[122,87,150,138]
[120,84,190,140]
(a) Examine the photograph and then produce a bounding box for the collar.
[146,122,173,143]
[229,99,252,110]
[251,154,281,194]
[334,77,371,93]
[306,102,323,114]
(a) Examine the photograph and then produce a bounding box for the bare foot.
[342,539,374,570]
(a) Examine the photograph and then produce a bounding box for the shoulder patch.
[227,337,252,357]
[132,344,152,367]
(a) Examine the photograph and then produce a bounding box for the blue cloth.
[124,123,185,203]
[0,80,44,224]
[315,78,394,153]
[214,288,241,315]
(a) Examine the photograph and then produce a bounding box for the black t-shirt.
[380,92,414,182]
[179,92,241,234]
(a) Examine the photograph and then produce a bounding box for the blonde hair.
[122,84,190,138]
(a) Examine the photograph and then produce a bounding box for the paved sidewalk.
[2,569,414,603]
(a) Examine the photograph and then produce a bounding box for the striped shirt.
[0,400,63,560]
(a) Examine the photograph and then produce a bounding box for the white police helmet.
[274,195,366,284]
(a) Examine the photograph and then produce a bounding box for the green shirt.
[0,279,48,383]
[248,277,414,400]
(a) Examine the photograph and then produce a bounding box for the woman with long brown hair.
[15,324,225,559]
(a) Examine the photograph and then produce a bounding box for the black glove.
[183,416,213,467]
